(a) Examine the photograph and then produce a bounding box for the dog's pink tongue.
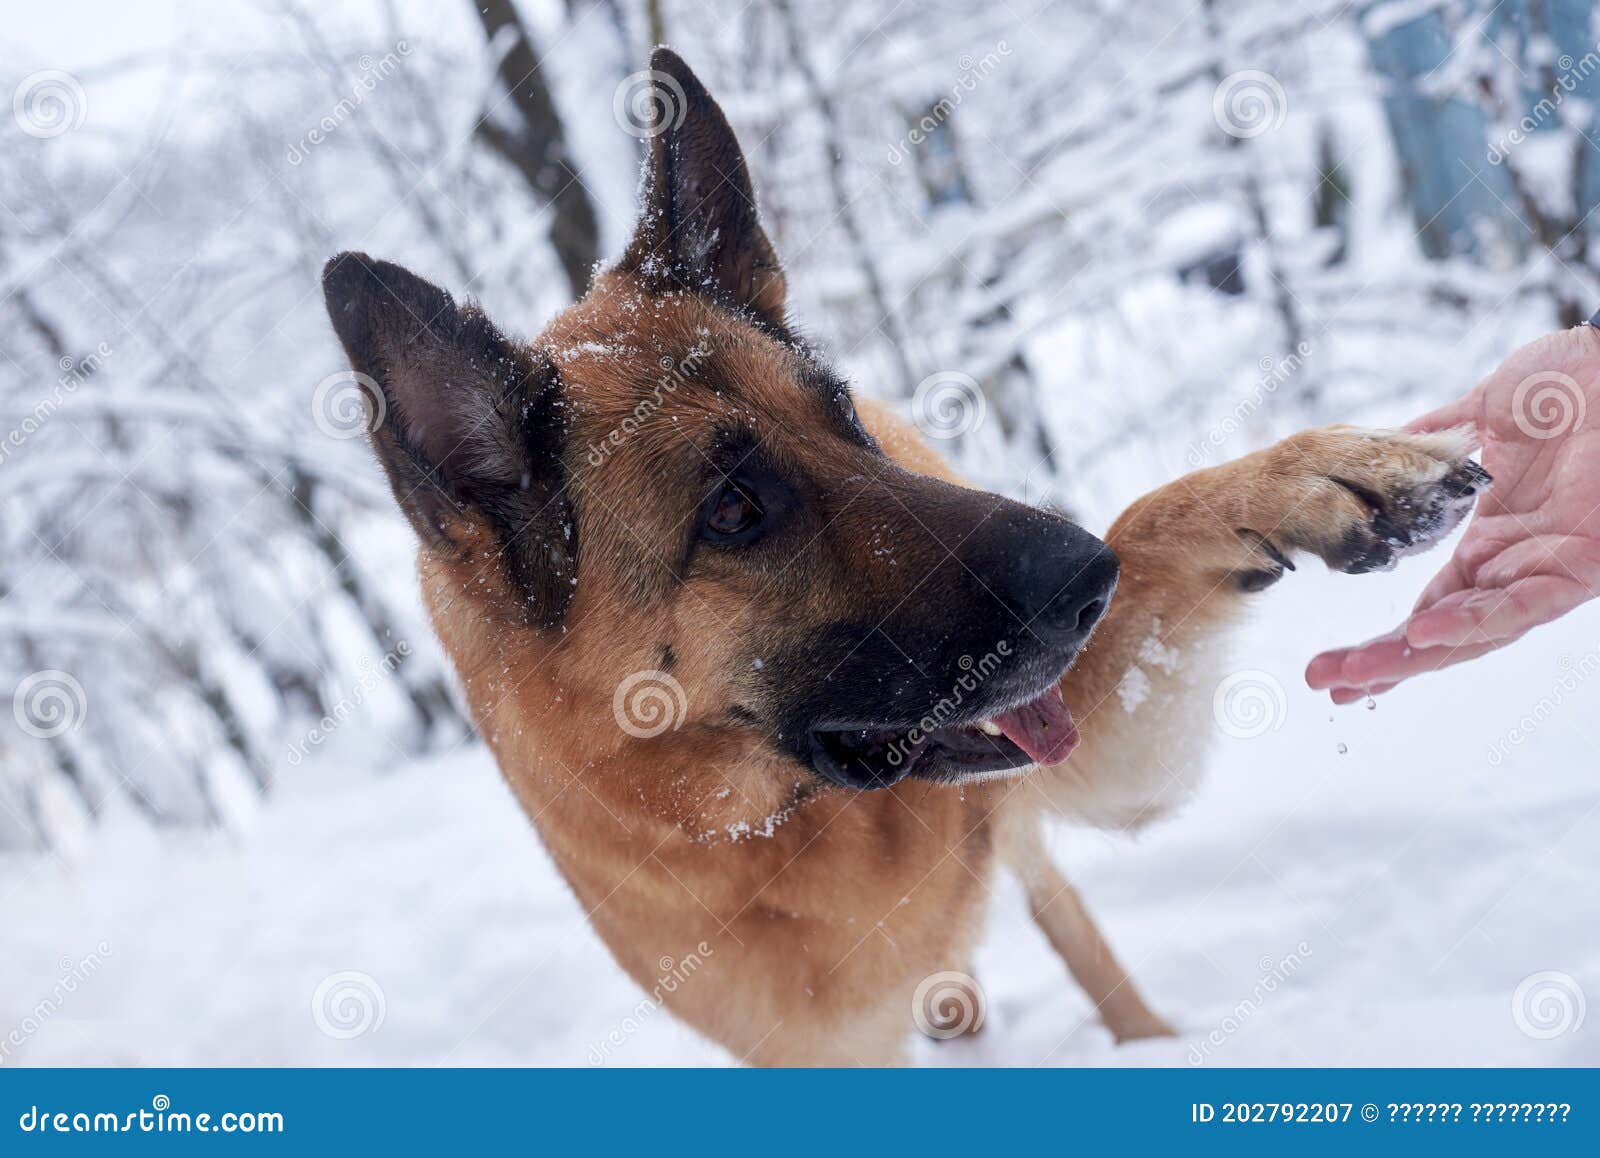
[992,688,1079,766]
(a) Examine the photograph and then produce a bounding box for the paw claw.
[1445,460,1492,498]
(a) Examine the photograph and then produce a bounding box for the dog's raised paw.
[1261,425,1491,577]
[1327,457,1490,574]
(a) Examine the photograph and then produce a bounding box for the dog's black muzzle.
[769,496,1120,790]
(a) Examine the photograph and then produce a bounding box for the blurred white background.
[0,0,1596,1065]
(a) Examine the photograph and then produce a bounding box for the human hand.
[1306,325,1600,703]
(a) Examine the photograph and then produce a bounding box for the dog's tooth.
[977,719,1002,736]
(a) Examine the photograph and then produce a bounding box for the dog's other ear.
[321,251,577,628]
[621,47,787,328]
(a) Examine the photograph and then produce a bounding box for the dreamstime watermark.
[286,41,412,165]
[1488,647,1600,767]
[587,942,714,1064]
[17,1095,283,1135]
[0,342,112,467]
[1,941,112,1064]
[613,68,688,139]
[613,669,688,739]
[886,42,1011,165]
[1511,970,1586,1040]
[884,642,1014,769]
[1510,369,1586,441]
[1212,69,1287,139]
[584,346,709,466]
[311,970,386,1039]
[1187,341,1313,466]
[312,369,385,440]
[1187,940,1312,1064]
[285,641,411,766]
[12,670,87,739]
[911,970,986,1039]
[13,70,86,139]
[910,370,986,440]
[1488,43,1600,164]
[1212,670,1287,739]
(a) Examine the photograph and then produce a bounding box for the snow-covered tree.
[2,0,1591,845]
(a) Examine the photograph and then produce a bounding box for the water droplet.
[1336,742,1348,755]
[1365,695,1376,711]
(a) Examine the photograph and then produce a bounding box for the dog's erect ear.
[321,251,577,628]
[620,47,787,328]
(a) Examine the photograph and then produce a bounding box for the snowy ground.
[3,538,1597,1067]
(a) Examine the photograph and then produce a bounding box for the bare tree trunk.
[472,0,601,300]
[51,241,463,757]
[0,227,77,367]
[1311,123,1350,267]
[772,0,918,398]
[288,467,460,746]
[1201,0,1307,398]
[281,0,475,285]
[15,636,97,822]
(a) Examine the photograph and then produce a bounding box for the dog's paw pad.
[1325,435,1490,574]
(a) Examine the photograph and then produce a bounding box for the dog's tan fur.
[328,50,1483,1066]
[421,337,1476,1063]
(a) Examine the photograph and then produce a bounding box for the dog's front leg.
[1040,424,1488,828]
[1005,817,1175,1042]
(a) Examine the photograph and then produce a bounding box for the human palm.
[1307,326,1600,701]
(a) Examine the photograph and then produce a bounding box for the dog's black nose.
[969,509,1120,647]
[1033,536,1119,644]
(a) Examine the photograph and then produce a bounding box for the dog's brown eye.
[706,482,762,538]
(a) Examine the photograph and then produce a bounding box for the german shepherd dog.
[323,49,1487,1064]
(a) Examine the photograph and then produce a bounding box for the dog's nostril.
[1076,598,1106,632]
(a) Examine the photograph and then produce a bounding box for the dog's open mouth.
[807,684,1079,788]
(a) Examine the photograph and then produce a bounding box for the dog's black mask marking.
[765,505,1120,790]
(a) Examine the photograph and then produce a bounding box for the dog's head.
[322,49,1117,805]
